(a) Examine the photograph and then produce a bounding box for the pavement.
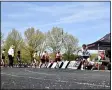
[1,67,111,89]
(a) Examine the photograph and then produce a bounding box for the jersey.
[2,51,5,59]
[41,52,46,59]
[81,49,90,57]
[56,53,61,58]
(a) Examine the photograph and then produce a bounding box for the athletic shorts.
[55,58,61,62]
[2,56,5,59]
[83,56,89,60]
[41,59,45,63]
[89,61,95,65]
[46,58,49,62]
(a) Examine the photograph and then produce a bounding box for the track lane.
[1,68,110,89]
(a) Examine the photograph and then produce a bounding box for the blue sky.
[1,2,110,47]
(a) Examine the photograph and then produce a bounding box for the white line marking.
[1,72,110,88]
[1,82,5,87]
[25,69,56,76]
[55,80,110,88]
[73,82,110,88]
[12,81,16,86]
[45,86,50,89]
[93,70,110,72]
[1,73,43,80]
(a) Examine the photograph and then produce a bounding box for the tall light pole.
[61,29,64,55]
[62,29,63,43]
[1,40,5,49]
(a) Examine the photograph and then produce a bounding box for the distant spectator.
[8,45,14,68]
[17,51,21,67]
[105,49,111,62]
[98,51,106,61]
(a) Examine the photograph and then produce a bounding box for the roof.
[87,33,111,50]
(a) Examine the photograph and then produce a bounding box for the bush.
[63,53,78,61]
[90,53,98,60]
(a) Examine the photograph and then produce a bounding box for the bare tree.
[24,27,44,62]
[37,32,47,59]
[63,33,79,60]
[4,29,23,61]
[46,27,64,53]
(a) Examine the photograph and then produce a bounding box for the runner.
[55,51,62,68]
[55,51,62,62]
[45,52,50,67]
[32,51,38,68]
[81,44,91,70]
[1,49,6,67]
[39,51,46,68]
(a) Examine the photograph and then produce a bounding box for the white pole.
[98,44,99,70]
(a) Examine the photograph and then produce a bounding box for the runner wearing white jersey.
[81,44,91,69]
[81,48,90,60]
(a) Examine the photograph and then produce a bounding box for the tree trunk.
[30,51,33,63]
[68,54,69,61]
[39,52,41,61]
[67,52,70,61]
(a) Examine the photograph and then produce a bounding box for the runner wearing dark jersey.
[1,49,6,67]
[40,51,47,68]
[55,51,62,62]
[41,51,46,63]
[45,52,50,67]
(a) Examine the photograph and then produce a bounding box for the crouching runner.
[81,44,91,70]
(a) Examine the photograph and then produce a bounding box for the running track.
[1,68,111,89]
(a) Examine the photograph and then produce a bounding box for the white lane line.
[56,80,110,88]
[12,81,16,86]
[73,82,110,88]
[59,80,110,88]
[1,72,110,88]
[45,86,50,89]
[1,73,43,80]
[92,70,110,72]
[1,82,5,87]
[24,69,56,76]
